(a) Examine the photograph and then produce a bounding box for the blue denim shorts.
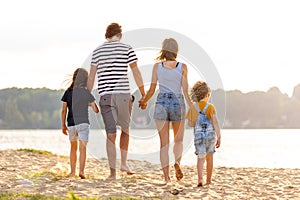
[154,93,186,122]
[194,131,217,155]
[68,123,90,142]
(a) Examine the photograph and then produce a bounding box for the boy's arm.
[212,114,221,148]
[89,101,99,113]
[61,102,68,135]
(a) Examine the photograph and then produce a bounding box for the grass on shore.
[0,190,141,200]
[16,148,54,156]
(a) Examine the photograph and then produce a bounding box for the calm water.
[0,129,300,168]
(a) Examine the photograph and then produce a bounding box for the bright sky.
[1,0,300,96]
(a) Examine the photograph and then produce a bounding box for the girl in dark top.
[61,68,99,179]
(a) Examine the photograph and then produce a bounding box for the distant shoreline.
[1,87,300,129]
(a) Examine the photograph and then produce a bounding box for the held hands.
[138,96,148,110]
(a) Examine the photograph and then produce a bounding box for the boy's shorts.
[68,123,90,142]
[194,131,217,155]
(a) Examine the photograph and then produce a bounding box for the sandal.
[174,163,183,180]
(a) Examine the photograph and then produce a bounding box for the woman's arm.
[140,63,158,106]
[181,64,193,108]
[61,102,68,135]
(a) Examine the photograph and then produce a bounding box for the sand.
[1,149,300,199]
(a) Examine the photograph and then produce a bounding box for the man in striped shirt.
[87,23,146,180]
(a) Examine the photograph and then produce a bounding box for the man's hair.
[105,23,122,39]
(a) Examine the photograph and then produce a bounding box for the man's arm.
[129,62,145,97]
[87,65,97,92]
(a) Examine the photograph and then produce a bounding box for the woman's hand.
[138,96,148,110]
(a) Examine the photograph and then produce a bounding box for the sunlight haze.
[1,0,300,96]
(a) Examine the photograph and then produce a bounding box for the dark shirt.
[61,88,95,126]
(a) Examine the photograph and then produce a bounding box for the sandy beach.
[1,149,300,199]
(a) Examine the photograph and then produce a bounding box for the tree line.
[1,85,300,129]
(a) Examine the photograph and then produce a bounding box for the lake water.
[0,129,300,168]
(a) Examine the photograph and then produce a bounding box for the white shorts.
[68,123,90,142]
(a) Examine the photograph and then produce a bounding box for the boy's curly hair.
[190,81,211,102]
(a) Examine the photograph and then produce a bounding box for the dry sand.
[1,149,300,199]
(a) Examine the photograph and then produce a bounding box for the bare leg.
[120,129,134,174]
[172,121,185,164]
[197,155,206,186]
[206,154,214,184]
[106,133,117,180]
[156,120,170,182]
[79,140,87,179]
[172,121,185,180]
[68,141,78,177]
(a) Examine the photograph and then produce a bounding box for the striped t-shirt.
[91,41,138,96]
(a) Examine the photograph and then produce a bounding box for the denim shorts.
[68,123,90,142]
[154,93,185,122]
[194,131,217,155]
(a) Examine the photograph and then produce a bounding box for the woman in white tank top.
[140,38,193,182]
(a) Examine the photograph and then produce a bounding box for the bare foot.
[197,182,203,187]
[66,173,75,178]
[105,175,116,182]
[198,179,203,187]
[206,181,212,185]
[79,174,86,179]
[165,177,171,183]
[120,165,135,175]
[174,163,183,181]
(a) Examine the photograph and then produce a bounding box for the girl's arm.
[181,64,193,108]
[140,63,158,108]
[61,102,68,135]
[89,101,99,113]
[212,114,221,148]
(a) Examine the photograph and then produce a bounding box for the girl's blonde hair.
[190,81,211,102]
[156,38,178,61]
[67,68,88,91]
